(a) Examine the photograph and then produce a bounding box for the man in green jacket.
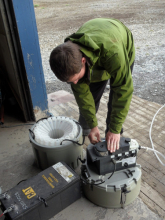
[49,18,135,153]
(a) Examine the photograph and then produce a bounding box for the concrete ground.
[0,92,165,220]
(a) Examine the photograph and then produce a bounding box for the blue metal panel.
[11,0,48,112]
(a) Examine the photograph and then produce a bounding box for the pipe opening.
[49,129,64,139]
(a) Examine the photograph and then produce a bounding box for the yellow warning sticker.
[22,187,36,199]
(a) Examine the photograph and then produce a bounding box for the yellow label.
[49,173,58,183]
[42,175,54,188]
[48,177,53,183]
[22,187,36,199]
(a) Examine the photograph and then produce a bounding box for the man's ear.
[81,57,86,64]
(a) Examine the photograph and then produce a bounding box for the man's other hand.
[106,131,120,153]
[88,126,101,144]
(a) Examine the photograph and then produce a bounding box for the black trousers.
[79,62,134,133]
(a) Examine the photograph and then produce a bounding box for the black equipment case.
[0,162,81,220]
[87,137,137,175]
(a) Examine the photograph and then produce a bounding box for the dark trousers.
[79,62,134,133]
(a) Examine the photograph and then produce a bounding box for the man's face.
[67,57,86,84]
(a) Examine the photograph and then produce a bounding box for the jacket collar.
[65,33,100,66]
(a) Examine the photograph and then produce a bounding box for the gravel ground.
[34,0,165,105]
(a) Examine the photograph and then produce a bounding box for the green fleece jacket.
[65,18,135,134]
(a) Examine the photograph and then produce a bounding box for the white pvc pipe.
[149,104,165,166]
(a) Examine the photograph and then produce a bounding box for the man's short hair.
[49,41,82,82]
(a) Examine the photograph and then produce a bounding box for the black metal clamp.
[120,184,131,208]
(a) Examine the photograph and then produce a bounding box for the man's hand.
[106,131,120,153]
[88,126,101,144]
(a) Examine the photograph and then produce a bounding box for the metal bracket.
[121,191,126,208]
[120,184,131,208]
